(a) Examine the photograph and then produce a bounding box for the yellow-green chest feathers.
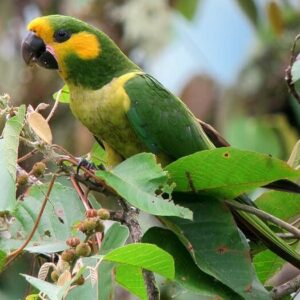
[69,71,147,165]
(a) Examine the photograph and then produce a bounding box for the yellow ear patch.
[53,32,100,61]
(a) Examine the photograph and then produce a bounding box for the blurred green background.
[1,0,300,299]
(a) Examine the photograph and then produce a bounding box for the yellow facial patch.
[27,17,101,67]
[53,32,100,61]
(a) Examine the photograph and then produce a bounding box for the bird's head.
[22,15,138,89]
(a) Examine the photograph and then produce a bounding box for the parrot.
[21,15,300,268]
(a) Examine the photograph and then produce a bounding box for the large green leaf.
[0,105,25,211]
[2,183,86,253]
[165,147,300,199]
[162,196,271,300]
[95,153,192,219]
[115,265,147,300]
[143,227,242,299]
[104,243,174,279]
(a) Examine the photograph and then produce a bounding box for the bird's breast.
[68,72,147,158]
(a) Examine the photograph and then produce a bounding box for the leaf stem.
[5,174,57,267]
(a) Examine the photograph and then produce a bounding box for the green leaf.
[115,265,147,300]
[104,243,175,279]
[53,85,70,103]
[163,196,271,300]
[253,190,300,283]
[256,190,300,221]
[0,249,7,272]
[22,268,85,300]
[143,227,242,299]
[100,223,129,254]
[254,250,284,284]
[235,0,258,27]
[224,117,285,158]
[174,0,199,20]
[21,274,63,300]
[0,105,25,211]
[95,153,192,219]
[3,183,86,253]
[98,223,130,300]
[165,147,300,199]
[292,61,300,84]
[89,142,106,166]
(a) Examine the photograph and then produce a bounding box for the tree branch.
[225,200,300,239]
[118,198,159,300]
[271,274,300,299]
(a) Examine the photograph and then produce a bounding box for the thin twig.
[17,149,38,163]
[46,89,61,122]
[5,174,57,267]
[225,200,300,239]
[70,175,91,211]
[277,233,297,239]
[70,175,102,248]
[271,274,300,299]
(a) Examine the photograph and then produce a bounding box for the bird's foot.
[76,158,105,174]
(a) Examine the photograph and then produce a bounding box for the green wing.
[124,73,213,160]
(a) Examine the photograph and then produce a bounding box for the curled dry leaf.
[35,103,50,112]
[57,269,72,286]
[87,266,98,287]
[38,262,56,281]
[72,258,83,275]
[27,111,52,144]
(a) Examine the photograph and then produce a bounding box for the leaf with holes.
[95,153,192,219]
[1,183,86,253]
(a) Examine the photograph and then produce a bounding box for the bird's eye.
[54,30,71,43]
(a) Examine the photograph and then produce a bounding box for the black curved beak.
[21,31,58,69]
